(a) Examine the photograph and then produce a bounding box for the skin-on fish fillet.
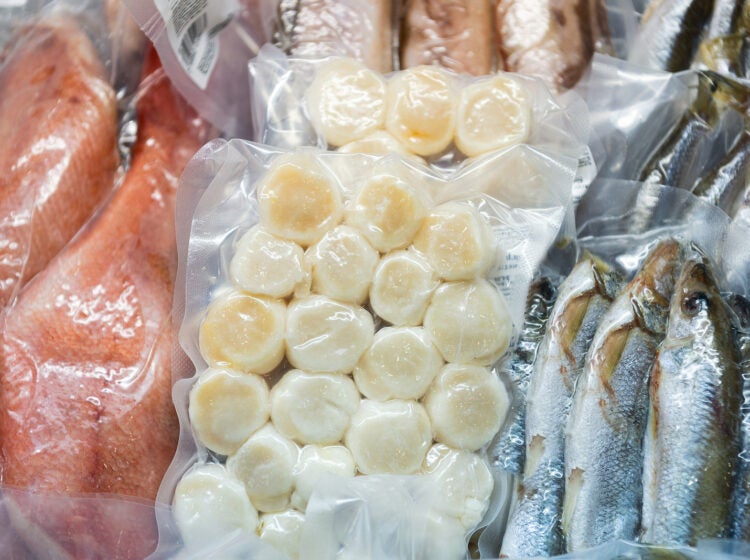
[0,47,210,560]
[0,15,119,307]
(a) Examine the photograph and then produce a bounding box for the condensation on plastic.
[156,140,578,559]
[248,45,590,168]
[121,0,279,137]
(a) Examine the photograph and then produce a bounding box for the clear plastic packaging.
[157,140,579,559]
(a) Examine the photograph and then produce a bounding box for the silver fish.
[562,239,683,552]
[500,257,620,558]
[490,276,559,475]
[642,258,741,546]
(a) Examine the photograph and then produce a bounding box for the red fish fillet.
[0,47,210,559]
[0,15,119,307]
[399,0,494,76]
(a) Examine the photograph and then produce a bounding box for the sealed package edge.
[158,141,579,559]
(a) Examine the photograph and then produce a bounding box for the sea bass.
[562,239,682,551]
[500,257,620,558]
[0,48,211,559]
[642,258,741,546]
[0,15,118,307]
[399,0,493,76]
[489,277,558,475]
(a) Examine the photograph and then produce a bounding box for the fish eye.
[682,291,708,316]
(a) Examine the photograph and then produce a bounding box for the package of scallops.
[248,45,589,171]
[151,139,579,559]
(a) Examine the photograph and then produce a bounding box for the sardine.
[562,239,683,551]
[642,258,741,546]
[0,15,118,307]
[500,257,620,558]
[274,0,393,73]
[696,0,750,78]
[399,0,493,76]
[729,294,750,541]
[629,0,715,72]
[0,48,211,559]
[693,129,750,210]
[495,0,613,92]
[489,276,559,475]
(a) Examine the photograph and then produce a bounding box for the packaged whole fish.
[495,0,612,91]
[274,0,393,73]
[629,0,715,72]
[500,257,620,558]
[696,0,750,78]
[0,47,211,559]
[642,256,742,546]
[0,14,118,307]
[489,276,559,476]
[399,0,493,76]
[562,239,683,551]
[693,129,750,211]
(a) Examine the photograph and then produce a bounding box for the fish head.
[667,258,726,341]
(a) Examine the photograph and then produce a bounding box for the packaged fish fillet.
[248,45,590,171]
[155,140,579,559]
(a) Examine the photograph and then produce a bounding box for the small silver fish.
[642,258,741,546]
[562,239,683,552]
[500,257,620,558]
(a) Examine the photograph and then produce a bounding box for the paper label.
[154,0,236,89]
[572,146,598,206]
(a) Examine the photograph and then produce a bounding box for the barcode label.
[155,0,236,90]
[573,146,598,206]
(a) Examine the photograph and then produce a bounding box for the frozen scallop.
[412,202,498,281]
[422,444,494,530]
[346,172,428,253]
[259,509,306,560]
[417,511,467,560]
[369,249,439,326]
[173,464,258,550]
[337,130,417,158]
[423,279,512,365]
[227,424,300,513]
[385,65,457,156]
[271,370,360,445]
[229,226,310,299]
[424,364,509,451]
[307,225,379,304]
[292,444,356,511]
[286,295,374,374]
[306,58,387,147]
[353,327,442,401]
[345,399,432,475]
[189,368,270,456]
[257,153,343,247]
[455,74,531,157]
[199,290,286,375]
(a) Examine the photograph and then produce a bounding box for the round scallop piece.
[271,370,360,445]
[286,295,374,374]
[423,279,511,365]
[455,74,531,157]
[369,249,439,326]
[227,424,300,513]
[412,202,498,281]
[385,65,458,156]
[292,444,356,511]
[257,153,343,247]
[422,444,494,530]
[306,57,387,147]
[353,327,442,401]
[307,225,379,304]
[229,226,310,299]
[259,509,306,560]
[346,172,428,253]
[345,399,432,475]
[199,290,286,375]
[424,364,509,451]
[173,464,258,550]
[189,368,270,456]
[417,511,467,560]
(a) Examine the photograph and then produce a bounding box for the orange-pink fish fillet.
[0,47,210,559]
[0,15,119,307]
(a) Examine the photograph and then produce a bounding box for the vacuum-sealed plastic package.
[156,139,579,559]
